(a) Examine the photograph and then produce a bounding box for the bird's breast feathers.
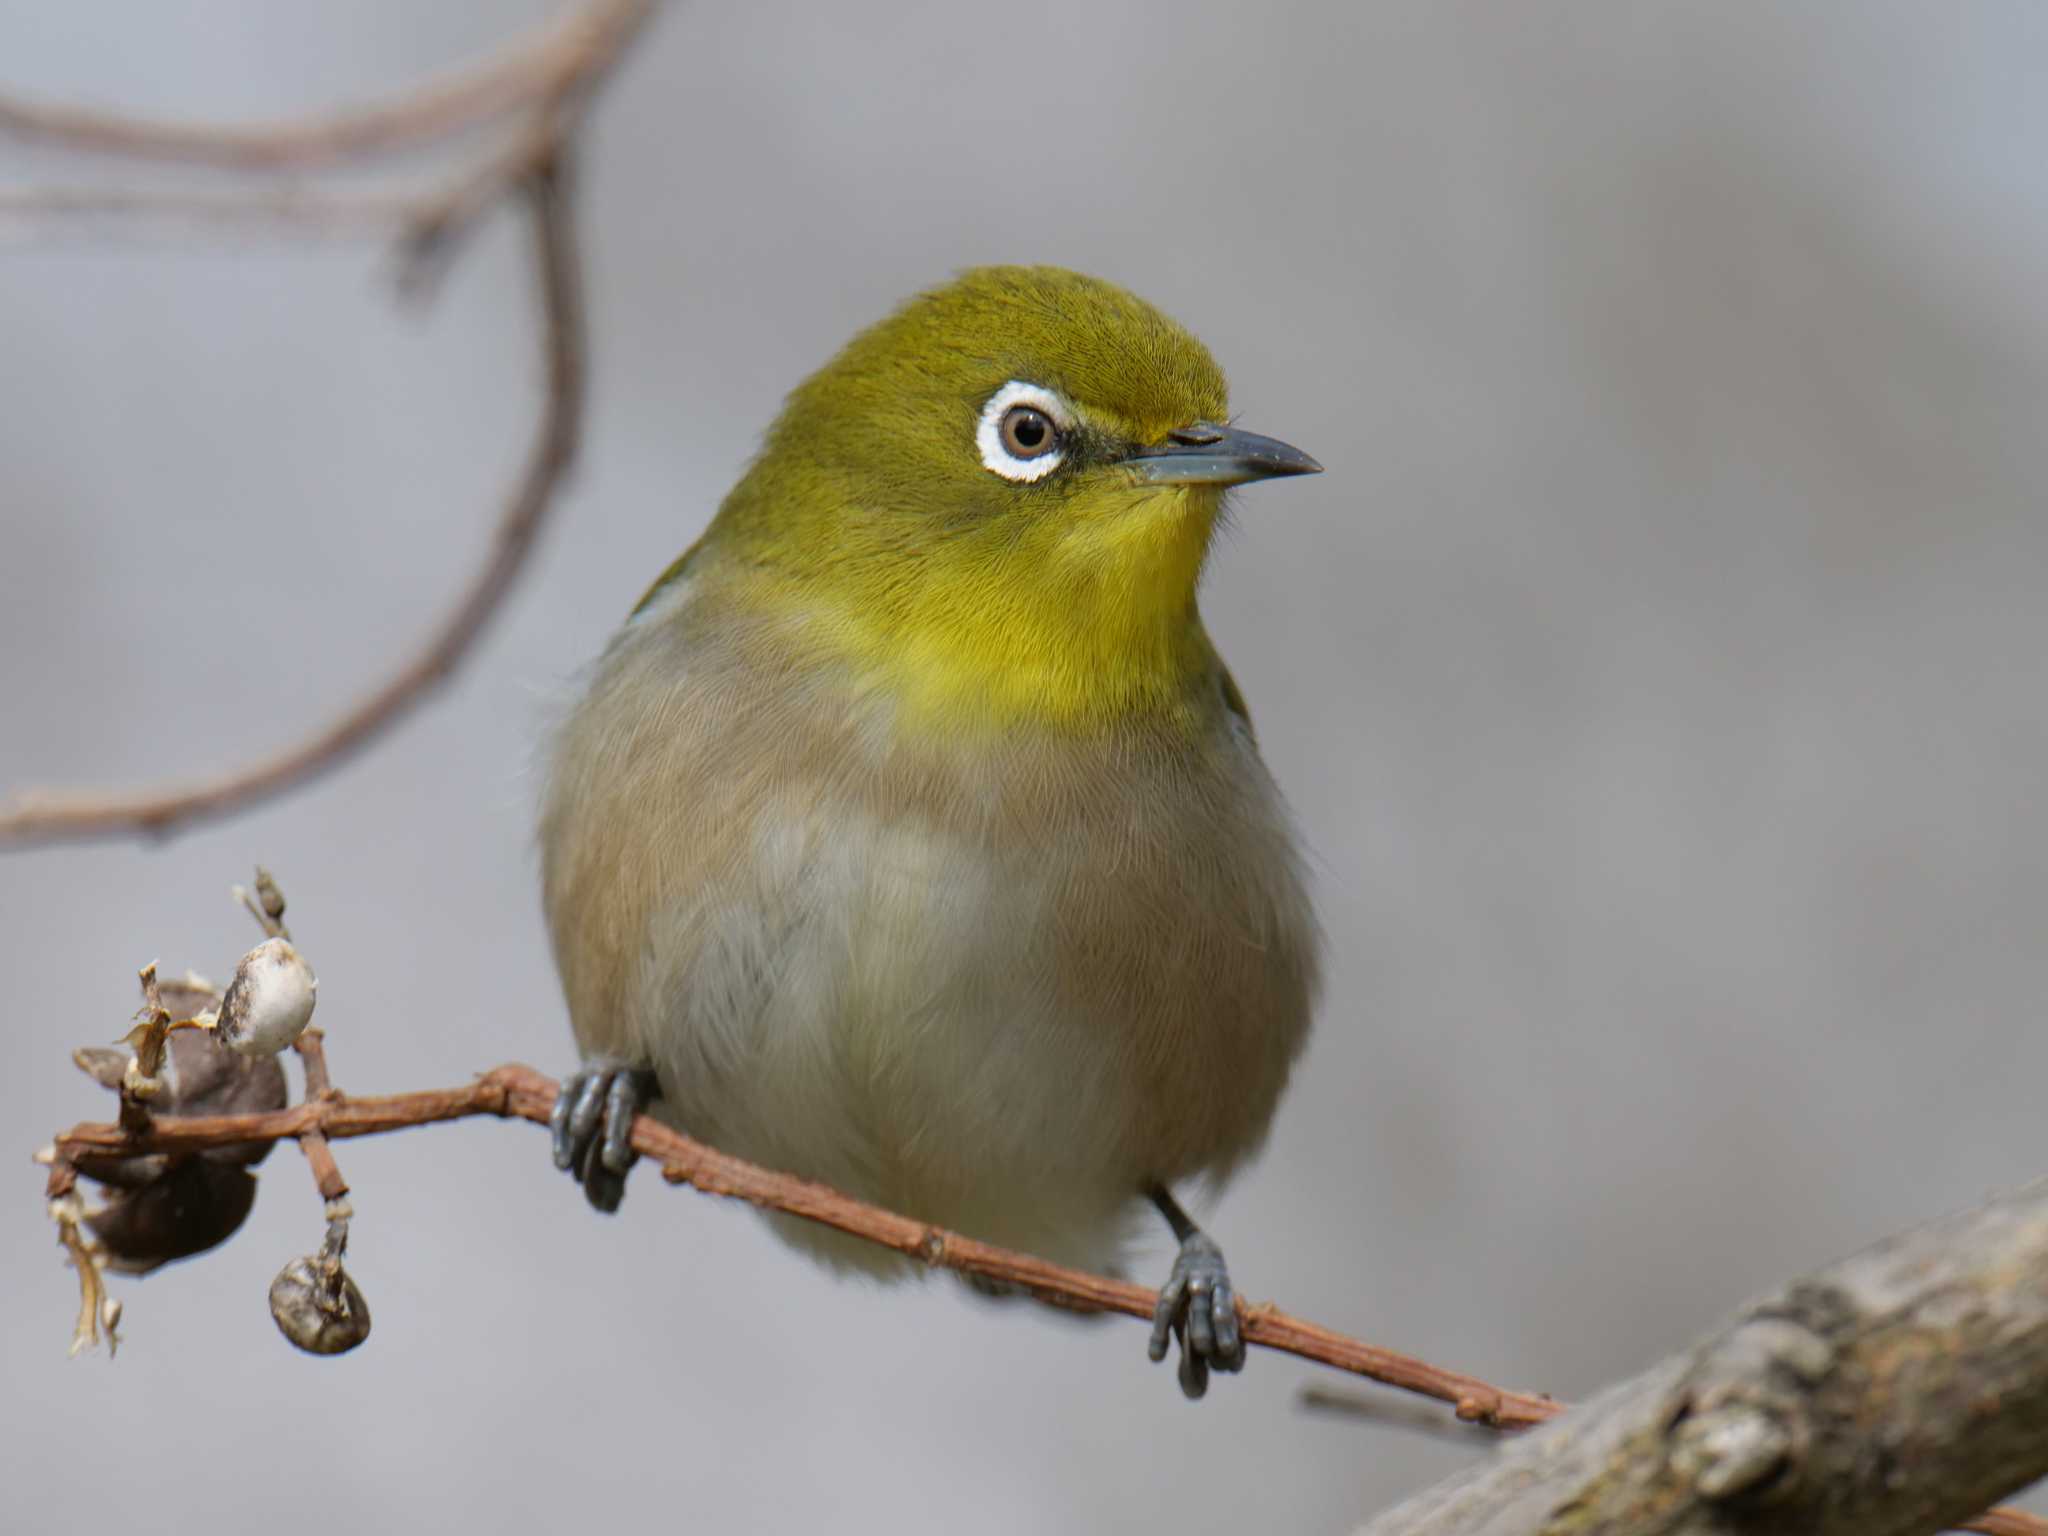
[541,578,1319,1269]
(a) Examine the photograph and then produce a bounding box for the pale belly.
[542,612,1320,1276]
[637,786,1310,1274]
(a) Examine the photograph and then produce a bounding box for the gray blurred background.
[5,3,2045,1531]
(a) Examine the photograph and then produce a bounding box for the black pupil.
[1008,408,1049,453]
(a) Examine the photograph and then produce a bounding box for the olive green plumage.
[641,266,1230,600]
[631,267,1244,730]
[542,265,1321,1396]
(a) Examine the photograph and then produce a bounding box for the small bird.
[541,266,1321,1397]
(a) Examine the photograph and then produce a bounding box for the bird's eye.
[1000,405,1057,459]
[977,381,1070,483]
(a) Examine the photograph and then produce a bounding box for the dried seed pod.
[216,938,317,1058]
[73,1026,287,1190]
[269,1241,371,1356]
[154,1025,292,1163]
[86,1158,260,1275]
[156,972,223,1022]
[72,1047,129,1093]
[73,1024,289,1270]
[252,867,288,927]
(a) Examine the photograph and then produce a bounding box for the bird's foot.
[549,1057,658,1214]
[1147,1229,1245,1399]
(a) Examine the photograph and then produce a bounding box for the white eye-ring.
[976,380,1071,482]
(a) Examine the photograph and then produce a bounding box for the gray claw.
[1148,1231,1244,1400]
[552,1059,656,1213]
[602,1070,641,1174]
[548,1084,577,1171]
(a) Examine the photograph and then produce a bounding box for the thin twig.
[290,1031,347,1202]
[0,0,655,848]
[395,107,568,299]
[0,0,652,170]
[0,182,421,240]
[39,1059,2045,1535]
[0,153,582,847]
[44,1061,1559,1425]
[1299,1384,1497,1447]
[0,124,568,278]
[49,1194,115,1357]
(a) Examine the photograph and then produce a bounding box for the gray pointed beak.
[1121,422,1323,486]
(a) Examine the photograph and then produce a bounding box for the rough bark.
[1358,1182,2048,1536]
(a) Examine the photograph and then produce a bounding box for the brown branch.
[289,1031,347,1203]
[45,1060,1559,1426]
[0,126,562,278]
[0,1,652,169]
[40,1057,2044,1535]
[0,139,580,847]
[0,1,657,849]
[0,182,421,240]
[1299,1385,1498,1447]
[395,109,570,298]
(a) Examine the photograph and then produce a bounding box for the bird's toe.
[550,1059,656,1213]
[1150,1230,1243,1399]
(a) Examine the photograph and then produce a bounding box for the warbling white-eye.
[541,266,1321,1397]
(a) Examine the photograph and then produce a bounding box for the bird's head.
[654,266,1319,731]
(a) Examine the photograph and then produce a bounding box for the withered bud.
[74,1027,287,1184]
[72,1047,129,1092]
[269,1231,370,1356]
[252,867,287,924]
[216,938,317,1057]
[74,1025,288,1270]
[86,1159,259,1274]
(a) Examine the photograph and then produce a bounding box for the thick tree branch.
[1352,1184,2048,1536]
[0,1,657,848]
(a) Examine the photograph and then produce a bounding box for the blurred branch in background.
[0,1,648,168]
[0,0,657,848]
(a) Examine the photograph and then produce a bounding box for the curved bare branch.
[0,1,651,169]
